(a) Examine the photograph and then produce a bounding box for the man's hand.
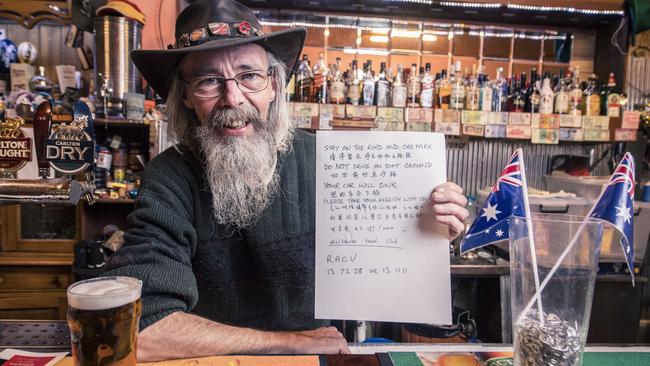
[137,312,348,361]
[431,182,470,241]
[288,326,350,354]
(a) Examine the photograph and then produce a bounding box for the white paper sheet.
[315,131,452,324]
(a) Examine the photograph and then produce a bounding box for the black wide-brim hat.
[131,0,306,100]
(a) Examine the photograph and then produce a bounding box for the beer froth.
[67,276,142,311]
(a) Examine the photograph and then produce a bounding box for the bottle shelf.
[23,117,149,128]
[94,118,149,128]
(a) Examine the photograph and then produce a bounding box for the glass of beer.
[67,276,142,366]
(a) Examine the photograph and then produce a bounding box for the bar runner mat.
[53,355,380,366]
[49,351,650,366]
[387,351,650,366]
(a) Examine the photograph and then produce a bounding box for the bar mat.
[115,356,320,366]
[388,352,423,366]
[0,321,70,350]
[583,352,650,366]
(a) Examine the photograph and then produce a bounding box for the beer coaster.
[0,349,68,366]
[143,355,320,366]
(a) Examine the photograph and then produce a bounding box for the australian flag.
[589,152,635,277]
[460,149,527,254]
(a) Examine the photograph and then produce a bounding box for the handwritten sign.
[315,131,451,324]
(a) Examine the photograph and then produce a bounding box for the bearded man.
[105,0,470,361]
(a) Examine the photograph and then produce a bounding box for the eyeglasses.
[184,69,273,98]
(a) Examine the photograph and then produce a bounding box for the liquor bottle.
[359,61,367,81]
[581,73,601,116]
[30,66,53,92]
[294,54,312,102]
[519,72,528,108]
[601,73,621,117]
[479,74,493,112]
[391,64,407,108]
[407,64,420,107]
[362,60,375,106]
[419,63,434,108]
[329,58,346,104]
[437,69,451,110]
[286,74,295,102]
[525,69,540,113]
[539,77,555,114]
[568,68,582,116]
[432,72,441,108]
[431,72,439,107]
[375,62,391,107]
[465,65,480,111]
[312,52,328,103]
[508,75,526,112]
[492,67,508,112]
[347,60,361,105]
[359,61,367,101]
[506,76,516,112]
[450,61,466,110]
[554,69,570,114]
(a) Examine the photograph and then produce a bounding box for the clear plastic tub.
[543,175,609,200]
[510,213,603,366]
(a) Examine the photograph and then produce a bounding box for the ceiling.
[236,0,627,28]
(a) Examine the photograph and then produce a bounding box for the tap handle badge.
[46,101,95,175]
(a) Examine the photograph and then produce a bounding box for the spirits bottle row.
[289,54,623,117]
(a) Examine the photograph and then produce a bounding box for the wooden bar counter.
[45,344,650,366]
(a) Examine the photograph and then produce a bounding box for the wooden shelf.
[21,117,149,128]
[0,252,73,266]
[482,56,510,62]
[92,198,135,204]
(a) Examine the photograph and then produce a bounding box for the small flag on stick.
[460,149,527,253]
[589,152,635,278]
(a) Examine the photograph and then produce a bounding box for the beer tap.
[0,101,97,205]
[33,101,52,179]
[98,73,113,118]
[0,178,93,205]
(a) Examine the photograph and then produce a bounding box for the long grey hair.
[164,49,294,228]
[165,50,293,153]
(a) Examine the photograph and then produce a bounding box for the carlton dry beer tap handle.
[33,100,52,178]
[46,100,96,175]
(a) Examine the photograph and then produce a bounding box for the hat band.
[169,21,265,49]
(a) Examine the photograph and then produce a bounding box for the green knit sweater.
[105,130,327,331]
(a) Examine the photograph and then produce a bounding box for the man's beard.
[197,104,280,228]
